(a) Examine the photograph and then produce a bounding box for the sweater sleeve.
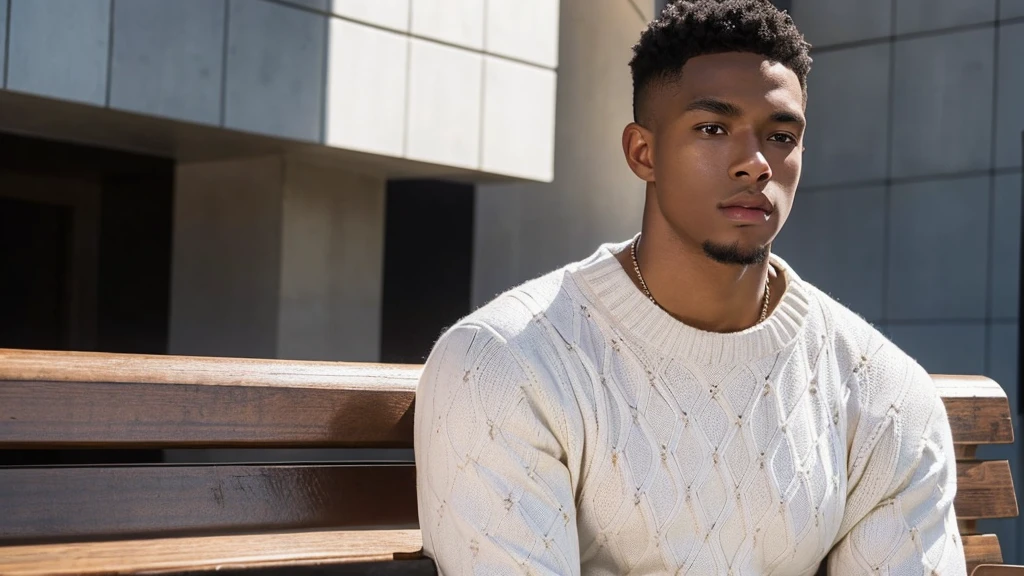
[827,343,966,575]
[414,323,581,575]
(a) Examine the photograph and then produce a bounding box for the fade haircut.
[629,0,812,125]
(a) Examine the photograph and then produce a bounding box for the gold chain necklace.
[630,234,771,324]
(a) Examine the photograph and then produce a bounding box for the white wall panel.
[485,0,559,68]
[326,19,408,156]
[405,39,482,169]
[481,57,557,181]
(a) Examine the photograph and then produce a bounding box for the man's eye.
[770,133,797,144]
[698,125,725,136]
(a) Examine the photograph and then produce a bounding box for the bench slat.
[0,379,415,448]
[0,531,1007,576]
[0,464,417,542]
[1,351,1013,449]
[1,352,1013,448]
[964,534,1004,574]
[956,460,1020,520]
[0,348,420,448]
[0,529,434,576]
[2,378,1005,449]
[933,376,1014,445]
[0,348,422,387]
[1,460,1012,539]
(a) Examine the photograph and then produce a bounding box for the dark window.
[0,197,72,350]
[0,133,173,355]
[380,180,475,364]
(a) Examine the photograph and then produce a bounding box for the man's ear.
[622,122,655,183]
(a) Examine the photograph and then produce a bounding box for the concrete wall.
[277,164,384,362]
[472,0,654,306]
[169,156,385,362]
[774,1,1024,559]
[1,0,559,181]
[169,157,285,359]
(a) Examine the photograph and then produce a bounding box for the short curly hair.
[629,0,812,124]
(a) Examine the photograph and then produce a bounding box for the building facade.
[0,0,567,363]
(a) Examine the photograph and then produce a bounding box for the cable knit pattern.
[415,239,966,576]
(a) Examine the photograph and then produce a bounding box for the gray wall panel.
[1003,0,1024,19]
[891,28,995,178]
[6,0,110,105]
[996,22,1024,169]
[896,0,996,34]
[109,0,225,126]
[887,323,987,374]
[774,187,887,321]
[278,0,329,12]
[223,0,325,142]
[1,0,8,87]
[789,0,891,47]
[993,173,1024,319]
[801,44,891,187]
[887,176,990,320]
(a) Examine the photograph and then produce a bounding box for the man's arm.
[415,323,581,575]
[828,347,966,575]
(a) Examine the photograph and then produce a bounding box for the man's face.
[642,52,805,264]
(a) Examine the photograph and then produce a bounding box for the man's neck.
[614,224,780,333]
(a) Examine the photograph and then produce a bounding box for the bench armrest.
[973,565,1024,576]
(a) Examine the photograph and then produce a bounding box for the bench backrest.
[0,349,1016,573]
[0,349,422,543]
[934,376,1018,572]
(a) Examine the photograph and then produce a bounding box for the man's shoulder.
[798,280,882,342]
[457,264,584,348]
[459,241,622,343]
[796,277,930,388]
[419,262,591,411]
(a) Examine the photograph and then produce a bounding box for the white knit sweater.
[415,239,966,576]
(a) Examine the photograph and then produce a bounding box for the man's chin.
[702,240,769,266]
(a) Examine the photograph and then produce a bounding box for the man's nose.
[731,148,772,183]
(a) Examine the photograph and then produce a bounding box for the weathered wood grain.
[0,349,420,448]
[0,529,432,575]
[0,464,417,542]
[0,353,1014,448]
[956,460,1019,520]
[964,534,1004,574]
[933,376,1014,445]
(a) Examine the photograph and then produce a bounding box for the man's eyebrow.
[771,110,806,127]
[684,98,806,128]
[683,97,742,117]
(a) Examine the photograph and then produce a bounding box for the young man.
[415,1,966,574]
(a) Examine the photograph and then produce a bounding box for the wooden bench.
[0,348,1018,575]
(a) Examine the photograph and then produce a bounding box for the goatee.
[702,240,768,266]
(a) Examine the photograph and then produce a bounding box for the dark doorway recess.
[0,132,173,355]
[0,197,72,350]
[380,180,475,364]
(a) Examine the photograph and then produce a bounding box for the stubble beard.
[701,240,769,266]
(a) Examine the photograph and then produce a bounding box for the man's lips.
[718,194,774,223]
[719,206,771,223]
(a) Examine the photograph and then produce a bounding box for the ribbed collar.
[573,237,813,365]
